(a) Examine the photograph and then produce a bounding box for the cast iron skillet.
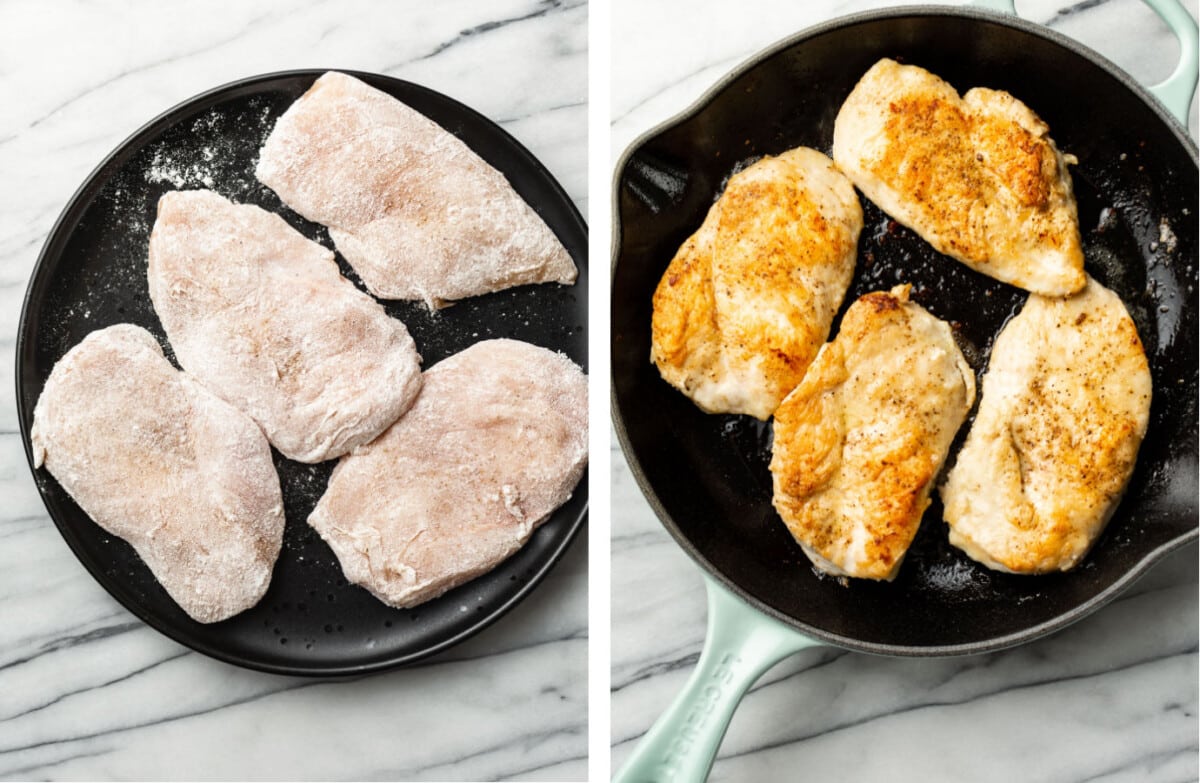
[612,3,1196,780]
[16,69,588,676]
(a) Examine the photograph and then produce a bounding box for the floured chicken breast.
[256,71,576,309]
[770,285,975,581]
[148,189,423,464]
[940,277,1151,574]
[833,58,1085,296]
[308,339,587,609]
[31,325,284,623]
[651,147,862,420]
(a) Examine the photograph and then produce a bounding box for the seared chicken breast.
[940,277,1151,574]
[651,147,862,420]
[833,58,1085,296]
[770,285,975,580]
[31,325,284,623]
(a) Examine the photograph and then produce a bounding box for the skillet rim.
[610,5,1199,657]
[17,67,589,676]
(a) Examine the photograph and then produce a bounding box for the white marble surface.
[0,2,586,781]
[611,1,1199,781]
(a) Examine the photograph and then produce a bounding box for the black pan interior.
[612,10,1197,655]
[18,69,588,675]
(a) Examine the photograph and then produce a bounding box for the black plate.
[17,69,588,675]
[613,9,1197,655]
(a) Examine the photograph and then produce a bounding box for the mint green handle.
[613,576,822,783]
[1144,0,1200,123]
[969,0,1198,124]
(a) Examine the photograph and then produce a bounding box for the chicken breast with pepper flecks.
[940,276,1152,574]
[651,147,863,420]
[770,285,975,581]
[833,58,1086,296]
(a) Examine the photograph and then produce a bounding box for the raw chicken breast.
[833,58,1086,296]
[31,325,284,623]
[770,285,975,581]
[940,277,1152,574]
[308,339,587,609]
[256,71,576,309]
[148,189,422,464]
[651,147,862,420]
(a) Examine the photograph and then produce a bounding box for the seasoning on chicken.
[940,276,1151,574]
[770,285,975,581]
[833,58,1086,296]
[651,147,862,420]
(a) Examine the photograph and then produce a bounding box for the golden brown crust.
[650,147,862,419]
[970,98,1054,210]
[874,94,987,263]
[770,285,975,581]
[833,59,1085,296]
[714,164,841,388]
[940,277,1152,574]
[650,207,721,387]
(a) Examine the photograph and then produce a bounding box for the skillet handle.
[1143,0,1199,124]
[613,575,822,783]
[969,0,1198,124]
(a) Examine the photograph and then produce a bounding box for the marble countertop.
[611,1,1198,782]
[0,2,586,781]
